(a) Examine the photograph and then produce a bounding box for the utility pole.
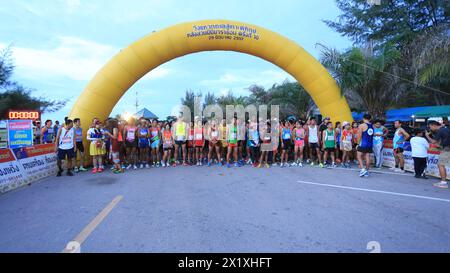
[135,90,139,114]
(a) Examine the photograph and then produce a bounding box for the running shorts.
[138,138,149,149]
[125,140,137,148]
[309,142,319,149]
[76,142,84,153]
[358,146,373,153]
[295,139,304,148]
[58,148,75,160]
[151,140,160,149]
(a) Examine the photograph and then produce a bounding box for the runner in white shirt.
[54,119,77,177]
[410,129,430,179]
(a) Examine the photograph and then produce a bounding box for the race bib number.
[211,131,219,138]
[367,128,374,136]
[127,130,135,141]
[195,134,202,140]
[230,133,237,140]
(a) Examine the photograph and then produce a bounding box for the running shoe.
[306,159,311,164]
[207,162,211,167]
[183,162,189,167]
[140,164,144,169]
[98,168,104,173]
[74,167,79,173]
[319,163,324,168]
[433,181,449,189]
[331,163,337,168]
[133,165,138,170]
[257,163,262,168]
[291,162,297,167]
[265,163,270,168]
[298,162,303,167]
[91,168,98,174]
[57,170,63,177]
[227,163,232,168]
[218,162,223,167]
[359,168,368,177]
[67,170,74,177]
[79,166,88,172]
[234,163,240,168]
[145,164,150,169]
[126,165,132,170]
[272,163,278,167]
[121,164,126,170]
[310,162,315,166]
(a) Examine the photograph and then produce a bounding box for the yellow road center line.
[62,195,123,253]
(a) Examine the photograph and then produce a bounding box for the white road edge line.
[62,195,123,253]
[296,181,450,203]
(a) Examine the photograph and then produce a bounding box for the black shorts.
[175,140,186,146]
[358,147,373,154]
[282,140,292,150]
[394,148,404,154]
[58,148,75,160]
[163,147,173,151]
[125,140,137,148]
[76,142,84,153]
[324,147,335,152]
[309,142,319,149]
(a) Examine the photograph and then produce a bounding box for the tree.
[319,43,403,118]
[0,47,66,119]
[324,0,450,107]
[324,0,449,46]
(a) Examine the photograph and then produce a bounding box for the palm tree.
[318,43,402,118]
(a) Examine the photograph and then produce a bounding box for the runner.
[41,120,55,144]
[207,120,222,166]
[124,117,138,170]
[194,119,205,166]
[54,119,76,177]
[340,121,353,168]
[247,121,260,167]
[335,121,342,163]
[226,117,240,168]
[73,118,87,172]
[293,120,305,167]
[220,119,228,163]
[258,122,271,168]
[425,120,450,189]
[172,116,189,166]
[150,120,161,168]
[306,118,323,167]
[104,119,123,174]
[392,120,410,173]
[280,120,292,167]
[322,121,337,168]
[162,123,174,167]
[373,120,388,169]
[118,120,126,169]
[351,121,360,164]
[187,121,195,165]
[357,114,374,178]
[137,118,150,169]
[87,121,106,173]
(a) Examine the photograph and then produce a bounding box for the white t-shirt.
[58,127,75,150]
[410,136,429,158]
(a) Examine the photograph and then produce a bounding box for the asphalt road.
[0,164,449,253]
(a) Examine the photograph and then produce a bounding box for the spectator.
[372,120,388,169]
[425,120,450,189]
[41,120,54,144]
[33,120,42,145]
[410,129,429,179]
[53,121,61,134]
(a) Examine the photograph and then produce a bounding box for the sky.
[0,0,352,122]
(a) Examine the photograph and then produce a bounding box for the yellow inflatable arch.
[69,19,353,124]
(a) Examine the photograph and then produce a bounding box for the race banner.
[8,120,33,149]
[0,148,26,193]
[1,144,58,194]
[12,144,58,183]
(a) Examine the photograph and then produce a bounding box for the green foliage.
[0,47,66,119]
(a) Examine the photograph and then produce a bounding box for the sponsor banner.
[8,120,33,149]
[0,144,57,194]
[0,120,7,149]
[0,149,27,193]
[382,140,450,179]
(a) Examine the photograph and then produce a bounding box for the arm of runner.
[54,127,62,152]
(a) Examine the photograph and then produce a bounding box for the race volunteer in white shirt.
[55,119,77,177]
[410,129,430,179]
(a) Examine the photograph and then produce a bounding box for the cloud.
[66,0,81,13]
[0,37,174,82]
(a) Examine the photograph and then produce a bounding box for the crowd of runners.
[42,113,450,189]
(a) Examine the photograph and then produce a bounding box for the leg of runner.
[182,143,188,166]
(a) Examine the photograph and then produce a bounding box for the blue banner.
[8,120,33,149]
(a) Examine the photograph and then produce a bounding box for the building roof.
[414,105,450,118]
[135,108,159,120]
